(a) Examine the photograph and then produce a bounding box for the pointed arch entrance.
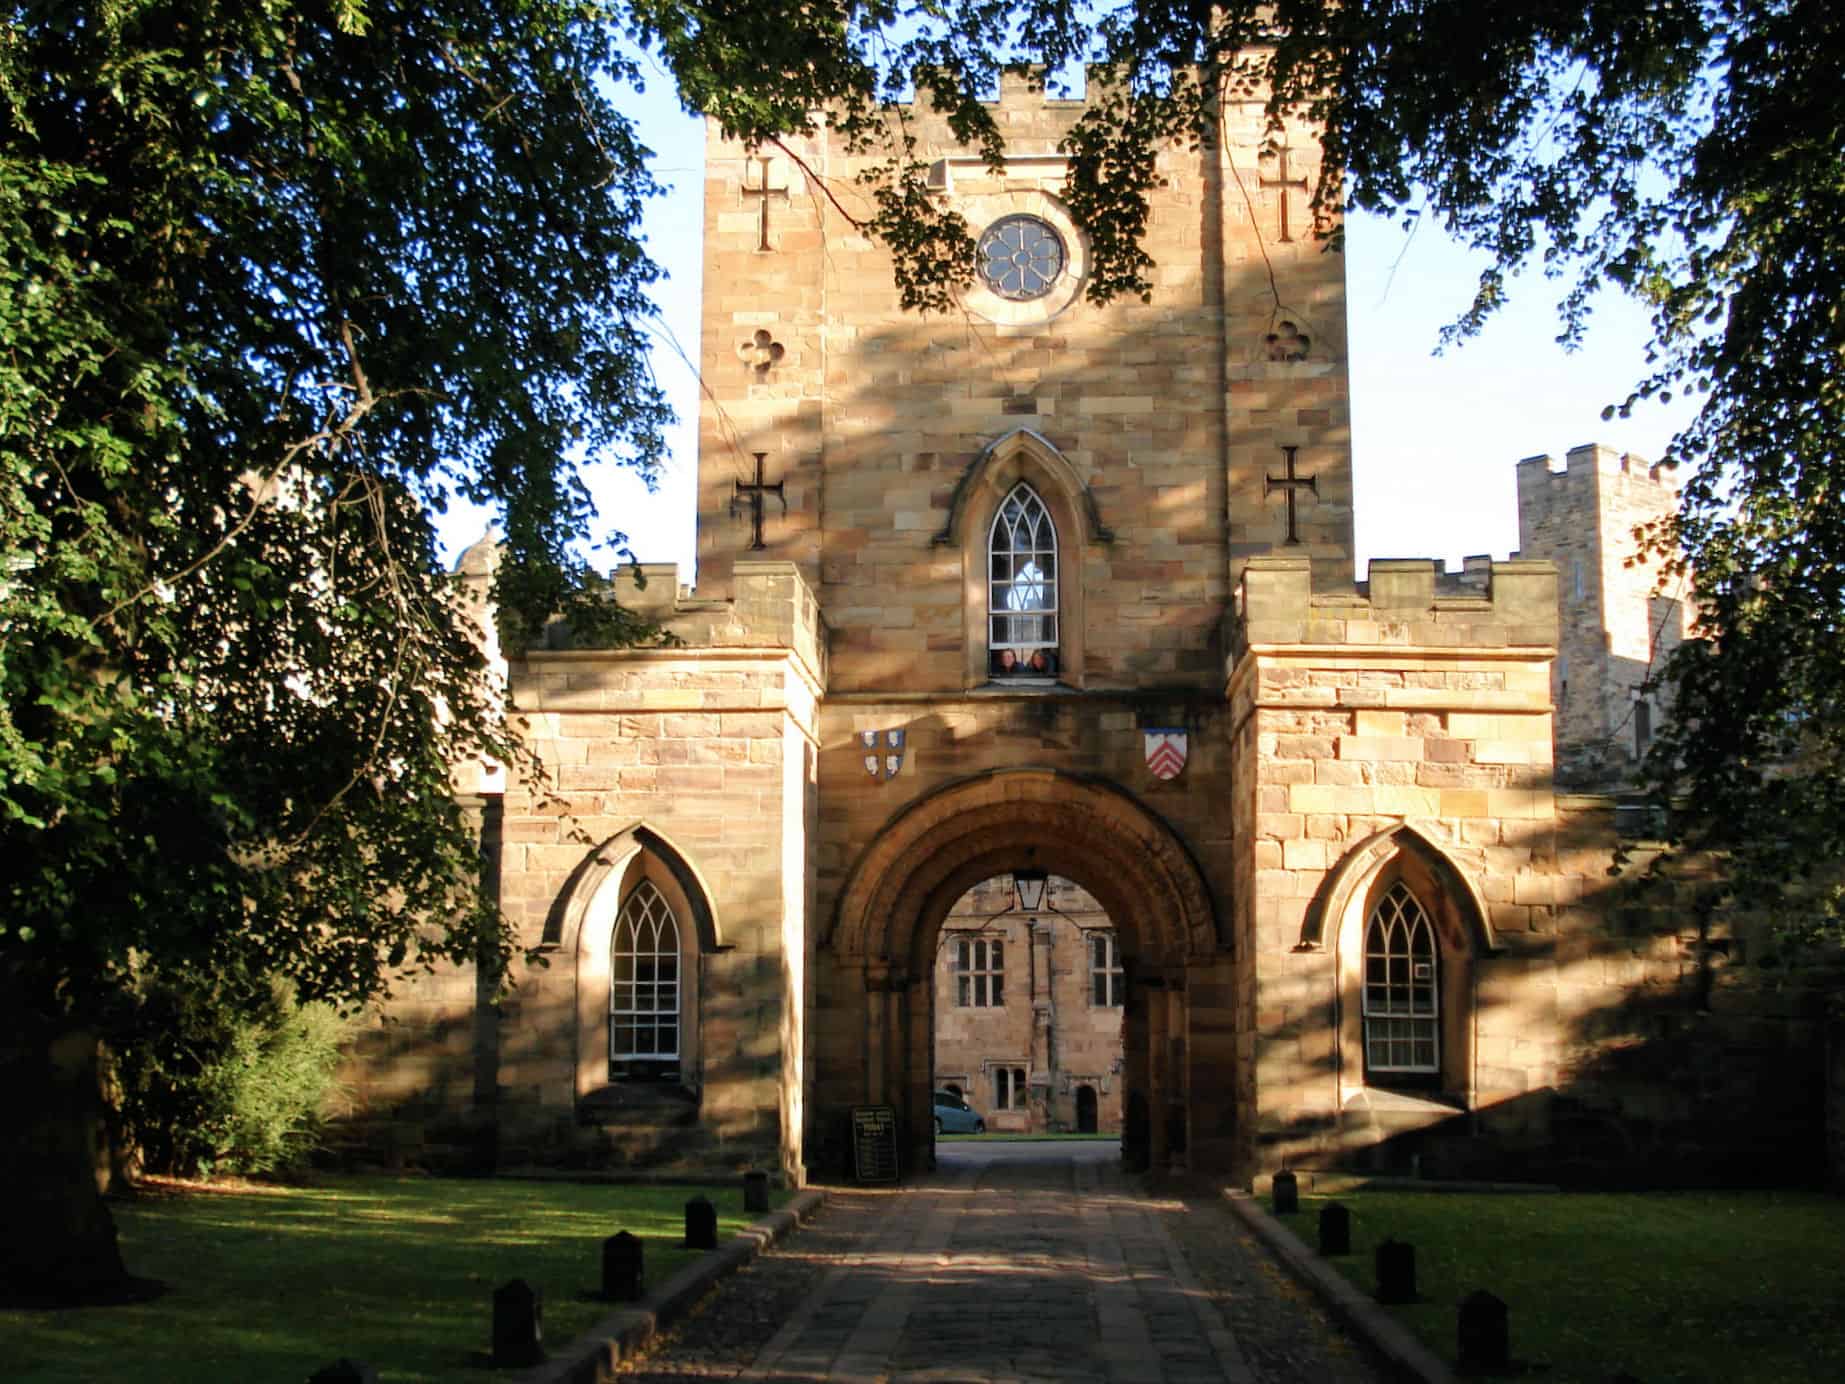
[820,769,1224,1175]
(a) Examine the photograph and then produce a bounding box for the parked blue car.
[933,1091,987,1135]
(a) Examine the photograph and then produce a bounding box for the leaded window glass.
[955,937,1004,1007]
[988,483,1058,676]
[1361,882,1439,1074]
[1090,932,1124,1007]
[611,880,681,1061]
[976,215,1066,300]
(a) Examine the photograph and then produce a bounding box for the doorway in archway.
[931,872,1125,1137]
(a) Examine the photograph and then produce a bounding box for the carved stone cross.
[1265,445,1318,545]
[733,452,786,550]
[1259,143,1309,243]
[742,156,789,252]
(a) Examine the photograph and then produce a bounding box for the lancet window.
[610,880,681,1063]
[988,483,1059,678]
[1361,882,1439,1074]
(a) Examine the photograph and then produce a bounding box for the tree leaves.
[3,2,666,1034]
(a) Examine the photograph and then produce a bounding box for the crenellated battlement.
[1232,554,1557,661]
[888,63,1193,116]
[612,559,828,676]
[1517,441,1678,495]
[455,543,828,689]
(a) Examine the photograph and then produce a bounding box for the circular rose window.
[976,215,1066,301]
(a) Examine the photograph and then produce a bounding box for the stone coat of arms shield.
[1143,728,1188,781]
[861,728,906,781]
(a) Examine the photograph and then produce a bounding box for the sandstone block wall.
[341,565,824,1179]
[696,71,1354,695]
[1232,554,1559,1171]
[1231,554,1824,1182]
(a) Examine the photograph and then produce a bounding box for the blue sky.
[438,76,1695,581]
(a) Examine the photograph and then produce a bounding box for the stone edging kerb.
[519,1188,828,1384]
[1223,1189,1456,1384]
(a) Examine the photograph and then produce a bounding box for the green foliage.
[111,974,347,1178]
[1,2,675,1055]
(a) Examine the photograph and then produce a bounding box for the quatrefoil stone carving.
[1265,319,1311,362]
[738,329,786,375]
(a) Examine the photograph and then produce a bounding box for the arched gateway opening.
[819,769,1226,1178]
[932,873,1125,1138]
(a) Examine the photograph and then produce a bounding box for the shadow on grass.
[1,1175,784,1384]
[1281,1189,1845,1384]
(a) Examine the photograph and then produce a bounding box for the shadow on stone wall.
[1260,800,1836,1189]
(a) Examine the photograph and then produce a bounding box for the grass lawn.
[3,1175,786,1383]
[1279,1189,1845,1383]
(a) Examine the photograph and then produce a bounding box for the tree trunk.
[0,1029,143,1305]
[1828,1002,1845,1193]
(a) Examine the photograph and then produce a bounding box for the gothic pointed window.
[1361,883,1439,1075]
[988,483,1059,678]
[610,880,681,1067]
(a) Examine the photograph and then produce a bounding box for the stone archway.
[818,769,1225,1176]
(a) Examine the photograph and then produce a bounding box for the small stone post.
[307,1361,378,1384]
[1458,1289,1509,1372]
[491,1278,544,1368]
[684,1194,718,1250]
[744,1169,770,1214]
[1318,1202,1351,1256]
[1271,1169,1299,1214]
[1375,1237,1417,1304]
[602,1231,643,1302]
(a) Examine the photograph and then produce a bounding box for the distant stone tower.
[1516,443,1690,787]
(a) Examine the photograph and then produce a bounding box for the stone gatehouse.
[340,76,1828,1188]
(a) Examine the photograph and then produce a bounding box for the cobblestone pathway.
[617,1143,1387,1383]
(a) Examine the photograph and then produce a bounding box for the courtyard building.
[933,874,1126,1136]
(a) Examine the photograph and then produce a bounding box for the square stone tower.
[694,67,1358,666]
[1516,444,1690,786]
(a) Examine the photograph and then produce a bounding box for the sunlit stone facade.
[340,76,1827,1190]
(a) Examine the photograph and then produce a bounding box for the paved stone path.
[616,1143,1387,1383]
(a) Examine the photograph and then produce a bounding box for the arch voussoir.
[830,769,1219,967]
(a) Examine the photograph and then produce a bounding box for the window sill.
[976,677,1064,693]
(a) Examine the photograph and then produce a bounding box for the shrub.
[112,972,347,1178]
